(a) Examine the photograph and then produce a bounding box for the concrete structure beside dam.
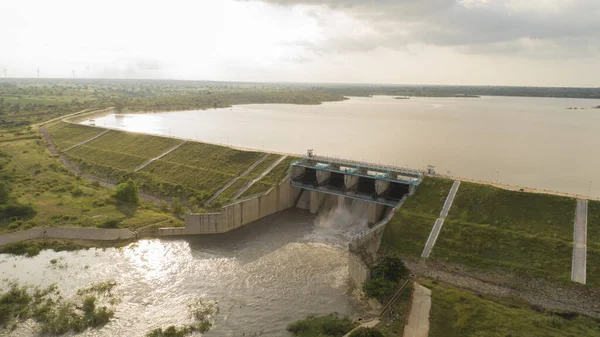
[160,152,424,236]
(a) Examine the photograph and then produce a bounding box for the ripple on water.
[1,209,365,336]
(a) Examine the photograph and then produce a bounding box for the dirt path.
[402,283,431,337]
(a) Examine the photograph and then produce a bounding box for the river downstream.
[83,95,600,198]
[1,209,367,336]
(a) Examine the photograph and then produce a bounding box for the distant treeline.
[309,84,600,99]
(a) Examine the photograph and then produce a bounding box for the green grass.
[432,182,577,282]
[159,142,263,176]
[286,314,357,337]
[447,182,576,241]
[425,280,600,337]
[379,177,453,257]
[0,134,180,235]
[67,130,180,171]
[0,239,131,257]
[587,201,600,287]
[45,122,105,150]
[376,281,413,336]
[432,221,573,281]
[240,156,297,198]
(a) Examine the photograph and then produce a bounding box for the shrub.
[172,197,184,216]
[98,219,120,229]
[70,186,84,197]
[371,255,409,282]
[362,278,396,301]
[348,327,385,337]
[114,179,139,205]
[0,202,37,219]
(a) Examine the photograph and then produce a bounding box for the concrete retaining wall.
[161,176,301,235]
[0,227,136,247]
[349,252,371,290]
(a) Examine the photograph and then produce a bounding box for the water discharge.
[1,209,367,336]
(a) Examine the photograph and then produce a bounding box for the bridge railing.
[302,155,425,177]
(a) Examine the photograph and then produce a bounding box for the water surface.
[84,96,600,198]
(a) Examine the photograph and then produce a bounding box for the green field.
[45,122,105,150]
[432,183,576,282]
[447,182,576,240]
[67,130,181,171]
[215,154,281,204]
[0,135,182,234]
[587,201,600,286]
[379,177,454,257]
[426,280,600,337]
[239,156,296,198]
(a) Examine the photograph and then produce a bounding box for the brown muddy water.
[1,208,369,336]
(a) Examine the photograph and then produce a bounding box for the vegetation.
[287,313,357,337]
[114,179,140,205]
[363,255,409,302]
[0,239,131,257]
[348,327,385,337]
[240,156,297,198]
[425,280,600,337]
[433,182,576,282]
[0,281,118,334]
[146,300,218,337]
[0,134,182,235]
[376,281,413,337]
[587,201,600,287]
[379,177,453,257]
[44,122,104,150]
[214,154,281,203]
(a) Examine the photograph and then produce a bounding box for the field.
[239,156,297,198]
[214,154,281,204]
[587,201,600,287]
[67,129,181,171]
[432,182,576,282]
[0,134,182,234]
[379,177,454,257]
[425,280,600,337]
[45,122,105,150]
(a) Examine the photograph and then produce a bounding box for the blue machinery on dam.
[290,151,424,208]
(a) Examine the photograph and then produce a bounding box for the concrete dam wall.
[160,176,302,235]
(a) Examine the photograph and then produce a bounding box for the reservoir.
[84,95,600,198]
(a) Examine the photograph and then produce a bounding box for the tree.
[348,327,385,337]
[362,278,396,301]
[171,197,184,216]
[114,179,139,205]
[371,255,409,282]
[0,181,9,204]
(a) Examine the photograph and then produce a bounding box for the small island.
[594,105,600,109]
[454,94,480,98]
[394,96,410,100]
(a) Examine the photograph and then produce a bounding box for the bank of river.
[83,95,600,198]
[1,209,367,336]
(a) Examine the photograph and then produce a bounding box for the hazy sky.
[1,0,599,86]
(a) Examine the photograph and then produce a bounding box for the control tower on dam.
[290,151,423,223]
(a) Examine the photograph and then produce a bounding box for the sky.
[1,0,599,86]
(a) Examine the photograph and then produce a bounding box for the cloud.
[249,0,600,57]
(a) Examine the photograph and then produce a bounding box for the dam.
[160,151,424,236]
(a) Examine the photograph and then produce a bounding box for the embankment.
[0,227,136,247]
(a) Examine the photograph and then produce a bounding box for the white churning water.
[1,209,367,336]
[84,95,600,198]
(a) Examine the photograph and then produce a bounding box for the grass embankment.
[140,142,264,203]
[286,314,356,337]
[434,182,576,282]
[0,132,182,235]
[379,177,454,256]
[44,122,105,150]
[587,201,600,287]
[240,156,297,198]
[425,280,600,337]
